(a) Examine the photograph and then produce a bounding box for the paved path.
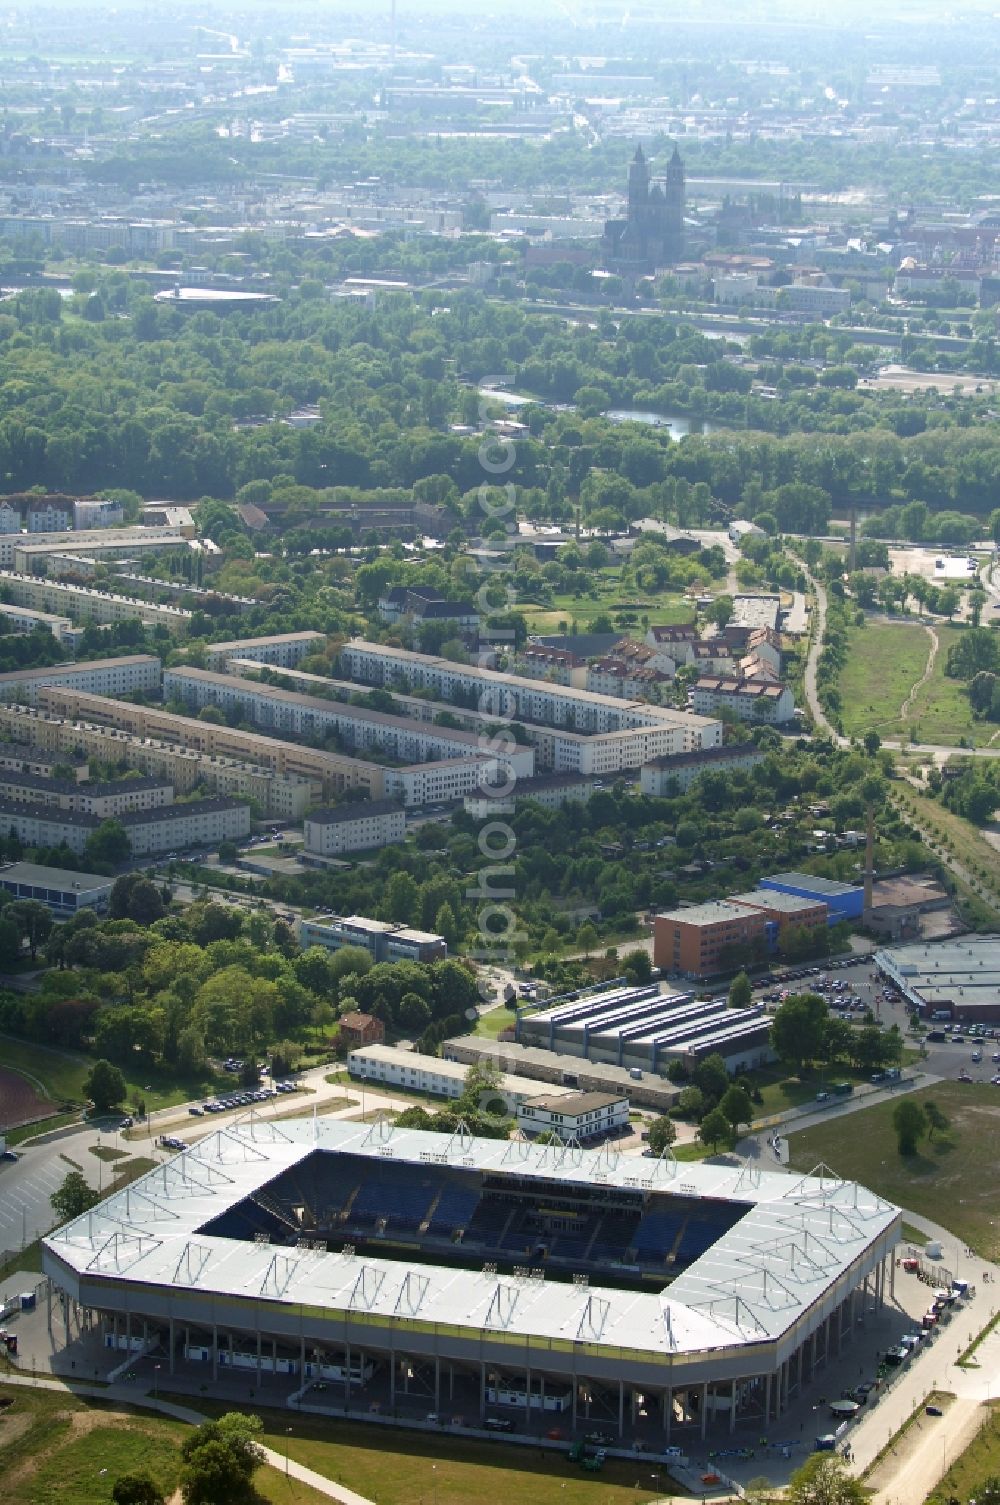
[0,1370,378,1505]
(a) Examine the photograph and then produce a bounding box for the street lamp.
[154,1363,161,1400]
[285,1426,292,1479]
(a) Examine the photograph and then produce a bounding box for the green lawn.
[471,1006,517,1040]
[787,1081,1000,1259]
[0,1033,232,1121]
[0,1385,329,1505]
[836,619,986,748]
[836,620,933,740]
[926,1401,1000,1505]
[184,1399,664,1505]
[904,623,987,747]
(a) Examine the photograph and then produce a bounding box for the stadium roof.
[45,1117,899,1356]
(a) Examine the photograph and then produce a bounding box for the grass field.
[0,1385,329,1505]
[836,621,933,740]
[836,619,985,747]
[0,1034,230,1121]
[183,1399,664,1505]
[787,1081,1000,1260]
[516,562,697,639]
[926,1401,1000,1505]
[904,623,985,747]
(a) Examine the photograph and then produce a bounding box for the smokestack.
[849,507,858,575]
[864,802,875,914]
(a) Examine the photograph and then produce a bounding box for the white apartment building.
[382,755,521,807]
[13,533,190,577]
[0,503,21,535]
[73,499,124,531]
[27,499,73,533]
[0,770,172,818]
[691,676,795,725]
[204,632,327,672]
[0,704,318,820]
[640,742,766,795]
[0,525,184,573]
[0,572,192,634]
[304,799,406,858]
[517,1090,630,1143]
[163,668,537,777]
[0,794,249,858]
[0,655,161,706]
[0,602,76,645]
[338,640,720,759]
[347,1045,571,1109]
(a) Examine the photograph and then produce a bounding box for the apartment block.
[691,676,795,725]
[34,688,384,802]
[640,742,765,796]
[0,656,161,707]
[0,525,184,573]
[298,914,447,963]
[12,533,190,577]
[653,901,768,978]
[0,769,172,818]
[0,602,76,645]
[0,736,87,782]
[204,631,327,672]
[0,572,192,634]
[0,794,249,858]
[163,667,537,778]
[304,799,406,859]
[0,704,318,821]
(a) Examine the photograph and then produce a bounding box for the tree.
[728,971,753,1008]
[7,898,53,961]
[967,1478,1000,1505]
[647,1115,677,1156]
[51,1169,99,1223]
[698,1107,733,1152]
[787,1453,866,1504]
[112,1474,165,1505]
[180,1413,265,1505]
[770,993,828,1074]
[84,1057,127,1113]
[693,1052,730,1104]
[719,1084,754,1135]
[923,1099,950,1141]
[892,1098,927,1156]
[862,730,881,758]
[85,818,131,868]
[676,1085,705,1119]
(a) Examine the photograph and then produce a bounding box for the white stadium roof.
[45,1115,899,1358]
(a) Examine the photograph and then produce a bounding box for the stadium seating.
[427,1180,481,1235]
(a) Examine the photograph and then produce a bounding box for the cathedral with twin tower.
[603,143,685,272]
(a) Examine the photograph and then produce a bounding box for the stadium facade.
[43,1116,899,1443]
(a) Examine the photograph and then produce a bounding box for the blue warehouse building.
[758,871,864,925]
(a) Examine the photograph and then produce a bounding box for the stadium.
[42,1114,900,1447]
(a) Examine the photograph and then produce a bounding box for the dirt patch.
[0,1067,51,1130]
[0,1411,33,1449]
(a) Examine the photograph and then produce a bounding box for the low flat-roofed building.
[759,871,864,925]
[0,859,112,915]
[875,936,1000,1021]
[298,913,446,964]
[728,888,828,947]
[348,1043,574,1110]
[518,1089,629,1143]
[304,799,406,858]
[730,595,781,632]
